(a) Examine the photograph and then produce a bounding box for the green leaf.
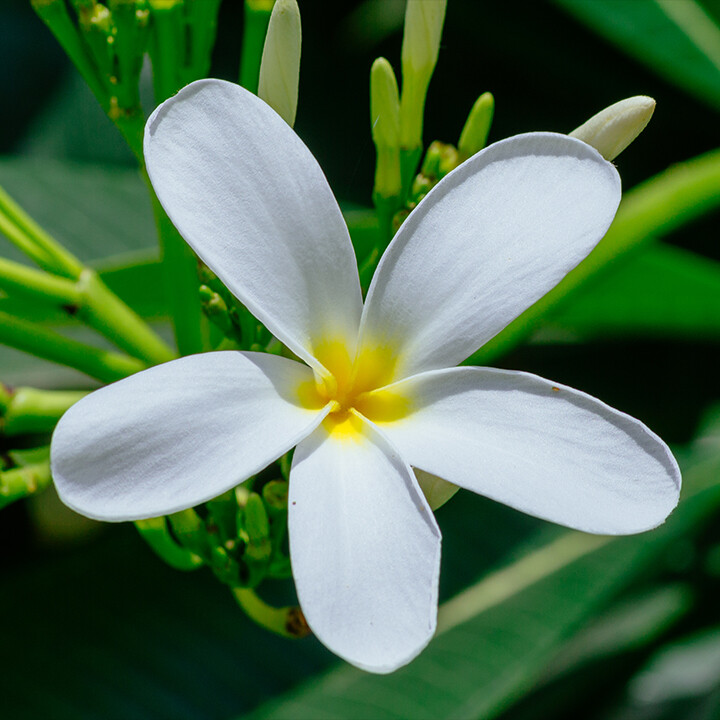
[547,244,720,341]
[0,156,156,264]
[599,625,720,720]
[552,0,720,112]
[242,435,720,720]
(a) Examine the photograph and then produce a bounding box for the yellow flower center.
[297,339,411,438]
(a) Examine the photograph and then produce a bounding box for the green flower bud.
[258,0,301,127]
[570,96,656,161]
[458,91,494,159]
[370,57,401,200]
[243,492,272,566]
[399,0,447,151]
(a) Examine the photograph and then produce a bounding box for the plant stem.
[0,459,52,510]
[0,186,84,278]
[147,181,205,355]
[185,0,222,84]
[76,269,176,364]
[135,516,205,571]
[31,0,108,105]
[148,0,184,103]
[465,147,720,365]
[0,257,81,306]
[0,188,174,364]
[0,311,145,383]
[232,587,310,638]
[0,386,87,436]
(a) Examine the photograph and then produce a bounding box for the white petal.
[51,352,327,522]
[359,133,621,380]
[289,415,441,673]
[378,367,681,534]
[145,79,363,368]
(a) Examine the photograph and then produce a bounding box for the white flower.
[50,79,681,674]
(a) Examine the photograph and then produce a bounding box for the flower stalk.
[147,183,206,355]
[0,456,52,510]
[398,0,447,194]
[0,183,174,365]
[232,587,310,639]
[0,385,87,436]
[135,516,205,570]
[0,310,145,382]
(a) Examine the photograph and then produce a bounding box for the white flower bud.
[371,58,402,199]
[258,0,301,127]
[399,0,447,150]
[570,96,656,161]
[371,58,401,150]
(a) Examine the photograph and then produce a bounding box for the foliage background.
[2,1,720,718]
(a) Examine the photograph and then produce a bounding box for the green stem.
[0,386,87,436]
[465,146,720,365]
[76,269,176,364]
[231,587,310,638]
[0,257,81,306]
[0,459,52,510]
[399,146,423,203]
[239,0,275,93]
[135,516,205,571]
[110,107,146,166]
[147,180,205,355]
[0,221,174,365]
[0,186,84,278]
[0,311,145,383]
[31,0,108,104]
[148,0,184,103]
[185,0,222,83]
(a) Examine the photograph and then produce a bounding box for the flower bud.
[258,0,301,127]
[370,57,401,199]
[570,96,656,161]
[399,0,447,150]
[458,91,494,159]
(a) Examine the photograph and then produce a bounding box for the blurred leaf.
[498,585,696,720]
[552,0,720,112]
[0,484,545,719]
[242,436,720,720]
[630,626,720,704]
[542,584,694,683]
[598,625,720,720]
[546,244,720,341]
[0,155,156,265]
[20,70,137,164]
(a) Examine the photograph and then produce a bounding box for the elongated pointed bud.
[458,91,494,159]
[399,0,447,151]
[570,96,656,161]
[258,0,301,127]
[371,57,402,200]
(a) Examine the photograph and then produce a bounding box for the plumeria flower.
[51,79,681,674]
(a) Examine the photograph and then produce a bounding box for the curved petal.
[359,133,621,380]
[289,415,441,673]
[378,367,681,535]
[51,352,327,522]
[145,79,363,369]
